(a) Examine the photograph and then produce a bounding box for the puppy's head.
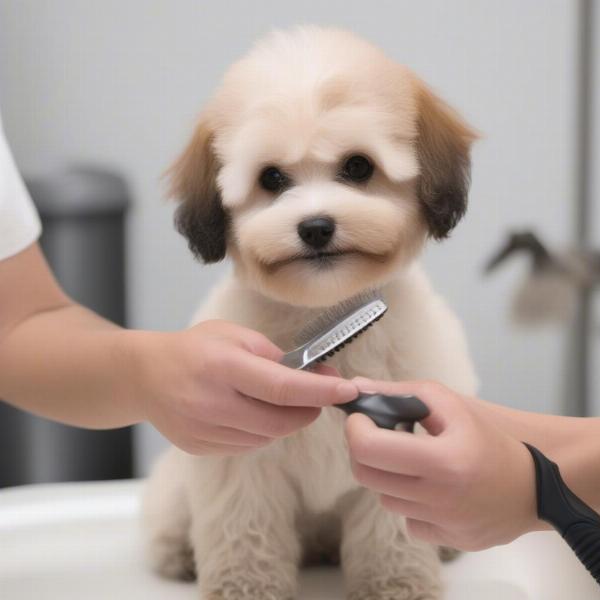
[170,27,477,307]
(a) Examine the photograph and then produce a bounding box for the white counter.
[1,480,597,599]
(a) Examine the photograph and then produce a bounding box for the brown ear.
[415,83,478,240]
[168,114,228,263]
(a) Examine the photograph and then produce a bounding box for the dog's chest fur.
[191,265,477,513]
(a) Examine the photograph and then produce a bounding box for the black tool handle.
[336,393,429,431]
[525,443,600,586]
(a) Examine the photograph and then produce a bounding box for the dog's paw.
[146,536,196,582]
[202,580,295,600]
[347,578,442,600]
[438,545,461,562]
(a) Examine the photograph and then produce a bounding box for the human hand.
[122,320,357,455]
[345,379,541,551]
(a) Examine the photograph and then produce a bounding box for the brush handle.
[525,444,600,586]
[336,393,429,431]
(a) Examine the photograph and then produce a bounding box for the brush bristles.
[294,291,384,346]
[294,290,388,365]
[314,311,386,362]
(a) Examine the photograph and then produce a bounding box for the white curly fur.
[144,269,477,599]
[144,26,478,600]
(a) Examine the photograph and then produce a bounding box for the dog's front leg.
[187,454,301,600]
[341,488,442,600]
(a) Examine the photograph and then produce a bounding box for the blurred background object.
[0,167,133,487]
[0,0,598,480]
[484,230,599,328]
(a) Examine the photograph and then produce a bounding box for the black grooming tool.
[337,393,430,431]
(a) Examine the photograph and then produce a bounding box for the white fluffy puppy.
[144,26,478,600]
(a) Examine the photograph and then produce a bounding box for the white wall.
[0,0,580,475]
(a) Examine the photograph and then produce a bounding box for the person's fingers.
[184,439,263,456]
[404,518,448,546]
[228,350,358,407]
[352,378,462,436]
[350,459,435,502]
[380,494,433,522]
[202,442,260,455]
[193,319,285,362]
[234,324,285,362]
[345,413,443,476]
[312,364,342,377]
[215,392,322,438]
[193,423,273,447]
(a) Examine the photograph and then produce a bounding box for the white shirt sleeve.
[0,117,42,260]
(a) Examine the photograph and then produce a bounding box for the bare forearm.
[0,303,141,428]
[469,397,600,512]
[0,244,143,428]
[0,244,357,453]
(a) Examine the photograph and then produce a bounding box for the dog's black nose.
[297,217,336,249]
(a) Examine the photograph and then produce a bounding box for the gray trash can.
[0,166,133,486]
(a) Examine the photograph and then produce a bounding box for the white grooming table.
[0,480,597,599]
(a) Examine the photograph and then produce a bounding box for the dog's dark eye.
[259,166,288,192]
[341,155,373,183]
